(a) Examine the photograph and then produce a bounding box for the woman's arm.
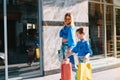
[68,26,76,48]
[66,43,78,58]
[59,29,63,38]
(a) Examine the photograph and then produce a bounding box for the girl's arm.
[85,41,92,56]
[66,51,74,58]
[84,41,92,60]
[66,43,78,58]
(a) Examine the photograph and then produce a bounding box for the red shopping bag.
[61,58,72,80]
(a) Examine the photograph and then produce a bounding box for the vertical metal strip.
[114,7,117,58]
[3,0,8,80]
[38,0,44,76]
[104,0,107,58]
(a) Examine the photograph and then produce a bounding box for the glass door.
[89,2,105,58]
[0,0,5,80]
[106,5,114,57]
[116,8,120,57]
[2,0,44,79]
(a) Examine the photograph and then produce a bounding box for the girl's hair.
[76,28,85,34]
[64,12,74,26]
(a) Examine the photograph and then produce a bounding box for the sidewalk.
[26,67,120,80]
[24,57,120,80]
[8,57,120,80]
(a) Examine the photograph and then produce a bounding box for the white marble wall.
[43,0,89,71]
[43,0,88,22]
[43,26,89,71]
[43,26,61,71]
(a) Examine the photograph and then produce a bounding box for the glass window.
[0,0,3,4]
[90,0,113,3]
[105,0,113,3]
[91,0,103,2]
[106,5,114,57]
[89,2,104,57]
[0,2,4,52]
[116,8,120,57]
[0,0,5,80]
[2,0,42,79]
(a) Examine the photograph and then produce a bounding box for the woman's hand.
[67,48,71,53]
[62,38,67,42]
[66,48,72,57]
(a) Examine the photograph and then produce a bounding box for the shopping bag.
[76,63,92,80]
[35,48,40,59]
[57,49,63,62]
[61,58,72,80]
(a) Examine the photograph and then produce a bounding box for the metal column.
[114,7,117,58]
[38,0,44,76]
[103,0,107,58]
[3,0,8,80]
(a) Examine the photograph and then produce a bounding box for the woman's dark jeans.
[61,42,75,66]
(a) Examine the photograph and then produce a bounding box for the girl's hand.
[84,56,89,60]
[84,53,90,60]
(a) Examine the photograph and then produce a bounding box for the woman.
[59,12,76,69]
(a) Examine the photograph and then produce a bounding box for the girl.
[68,27,92,63]
[68,28,92,80]
[59,12,76,69]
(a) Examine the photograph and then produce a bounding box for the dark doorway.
[0,20,4,52]
[7,20,16,49]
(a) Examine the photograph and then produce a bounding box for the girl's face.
[64,16,71,26]
[76,32,84,39]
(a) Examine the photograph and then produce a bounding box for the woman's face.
[76,32,84,39]
[64,16,71,26]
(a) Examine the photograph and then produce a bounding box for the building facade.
[0,0,120,80]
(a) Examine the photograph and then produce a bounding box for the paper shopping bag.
[76,63,92,80]
[61,58,72,80]
[35,48,40,59]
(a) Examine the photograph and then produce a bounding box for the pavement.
[25,57,120,80]
[25,67,120,80]
[7,57,120,80]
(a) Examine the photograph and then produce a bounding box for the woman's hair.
[76,28,85,34]
[64,12,74,26]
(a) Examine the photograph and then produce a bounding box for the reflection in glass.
[106,5,114,56]
[89,2,104,56]
[90,0,103,2]
[105,0,113,3]
[0,0,5,80]
[3,0,41,79]
[116,9,120,57]
[90,0,113,3]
